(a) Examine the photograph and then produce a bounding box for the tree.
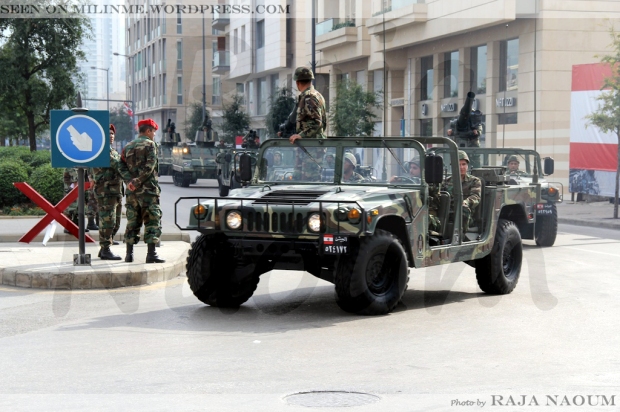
[221,94,250,143]
[585,27,620,219]
[0,11,91,151]
[109,108,133,144]
[265,87,296,139]
[329,79,381,137]
[184,101,211,142]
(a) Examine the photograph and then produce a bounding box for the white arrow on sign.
[67,125,93,152]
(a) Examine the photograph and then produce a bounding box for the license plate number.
[322,235,349,255]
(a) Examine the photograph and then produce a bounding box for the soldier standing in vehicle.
[447,109,483,168]
[445,151,482,234]
[91,124,123,260]
[119,118,165,264]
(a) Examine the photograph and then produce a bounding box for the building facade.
[309,0,620,188]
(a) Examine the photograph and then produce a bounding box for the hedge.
[0,159,29,207]
[28,164,64,205]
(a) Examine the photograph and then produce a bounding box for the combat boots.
[87,217,99,230]
[125,243,134,263]
[99,246,122,260]
[146,243,165,263]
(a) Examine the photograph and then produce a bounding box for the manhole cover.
[283,391,380,407]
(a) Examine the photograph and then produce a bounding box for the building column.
[485,40,501,148]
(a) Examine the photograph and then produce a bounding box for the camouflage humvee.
[216,147,259,196]
[171,143,218,187]
[176,137,541,315]
[457,148,561,247]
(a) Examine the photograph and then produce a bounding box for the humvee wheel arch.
[335,229,409,315]
[374,216,415,267]
[475,219,522,294]
[186,234,259,307]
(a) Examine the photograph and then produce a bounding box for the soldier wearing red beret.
[118,118,165,263]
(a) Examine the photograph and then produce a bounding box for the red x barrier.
[13,182,96,244]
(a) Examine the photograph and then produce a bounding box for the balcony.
[212,9,229,31]
[367,0,427,36]
[212,51,230,74]
[315,19,358,52]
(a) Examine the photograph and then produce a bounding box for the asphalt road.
[1,221,619,411]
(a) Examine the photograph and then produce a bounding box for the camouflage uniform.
[444,173,482,233]
[119,135,162,245]
[90,148,123,248]
[428,184,442,233]
[449,117,482,169]
[343,172,364,183]
[292,66,327,181]
[63,168,97,221]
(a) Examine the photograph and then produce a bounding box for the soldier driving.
[444,151,482,235]
[342,152,364,183]
[506,155,524,175]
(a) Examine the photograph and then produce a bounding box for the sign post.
[51,93,110,265]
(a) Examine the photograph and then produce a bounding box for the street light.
[112,52,136,132]
[91,66,109,111]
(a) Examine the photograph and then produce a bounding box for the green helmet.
[507,155,520,164]
[458,150,470,163]
[343,152,357,167]
[294,66,314,81]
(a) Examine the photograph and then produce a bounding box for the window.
[339,73,350,82]
[257,77,267,115]
[443,118,453,137]
[470,45,487,94]
[212,76,221,105]
[443,51,458,98]
[176,10,182,34]
[498,113,517,125]
[373,70,384,105]
[233,28,238,54]
[356,70,366,89]
[420,119,432,137]
[176,40,182,70]
[248,80,254,115]
[270,74,279,95]
[500,38,519,92]
[256,20,265,49]
[162,38,166,61]
[177,76,183,104]
[241,25,246,52]
[236,83,245,104]
[421,55,433,101]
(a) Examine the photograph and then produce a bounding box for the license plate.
[536,203,554,215]
[322,234,349,255]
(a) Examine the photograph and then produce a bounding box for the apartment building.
[310,0,620,188]
[124,0,232,142]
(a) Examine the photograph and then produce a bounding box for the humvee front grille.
[246,211,306,233]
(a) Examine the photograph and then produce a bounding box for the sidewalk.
[556,200,620,230]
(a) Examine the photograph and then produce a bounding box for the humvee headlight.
[226,211,242,229]
[193,204,207,220]
[308,213,321,232]
[182,148,189,154]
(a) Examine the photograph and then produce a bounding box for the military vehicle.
[176,137,542,315]
[157,122,180,177]
[171,143,218,187]
[458,147,561,247]
[216,147,258,196]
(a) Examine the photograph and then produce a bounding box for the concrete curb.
[0,243,190,290]
[0,232,191,243]
[558,217,620,231]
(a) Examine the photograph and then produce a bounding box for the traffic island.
[0,241,190,290]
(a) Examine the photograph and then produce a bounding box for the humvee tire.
[535,204,558,247]
[475,219,522,294]
[186,234,259,307]
[335,229,408,315]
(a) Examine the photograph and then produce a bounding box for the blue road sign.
[51,110,110,168]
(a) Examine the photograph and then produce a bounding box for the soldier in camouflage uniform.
[90,124,123,260]
[447,110,483,168]
[62,168,98,233]
[289,66,327,181]
[341,152,365,183]
[119,118,165,264]
[444,151,482,234]
[506,155,525,176]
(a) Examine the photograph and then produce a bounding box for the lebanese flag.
[570,63,618,171]
[124,102,134,117]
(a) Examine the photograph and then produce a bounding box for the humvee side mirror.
[543,157,554,175]
[239,153,253,181]
[425,155,443,184]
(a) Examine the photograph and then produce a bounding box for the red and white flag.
[124,102,134,117]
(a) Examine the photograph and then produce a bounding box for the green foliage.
[332,21,355,31]
[28,163,64,205]
[329,79,381,137]
[30,150,51,168]
[109,107,134,143]
[265,87,296,139]
[0,159,29,207]
[184,101,211,142]
[1,205,45,216]
[0,11,91,151]
[221,94,250,142]
[585,26,620,218]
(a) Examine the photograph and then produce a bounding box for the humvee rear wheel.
[335,229,408,315]
[535,204,558,247]
[475,219,522,294]
[186,234,259,307]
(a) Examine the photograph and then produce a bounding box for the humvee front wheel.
[335,229,408,315]
[475,219,522,294]
[535,204,558,247]
[186,234,259,307]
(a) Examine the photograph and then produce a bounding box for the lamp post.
[113,52,136,132]
[91,66,110,111]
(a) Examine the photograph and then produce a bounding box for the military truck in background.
[175,136,544,316]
